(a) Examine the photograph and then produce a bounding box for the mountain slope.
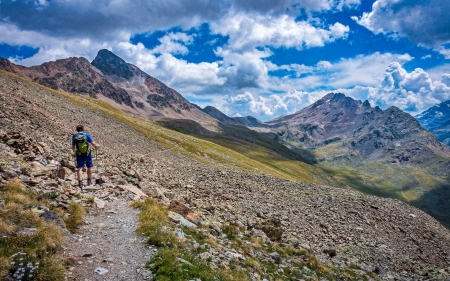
[416,100,450,145]
[2,70,450,280]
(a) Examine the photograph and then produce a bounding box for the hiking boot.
[78,180,83,188]
[87,178,92,186]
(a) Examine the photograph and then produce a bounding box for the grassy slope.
[0,70,333,186]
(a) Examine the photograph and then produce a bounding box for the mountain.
[91,49,210,121]
[416,100,450,146]
[0,56,133,107]
[266,93,450,226]
[0,50,218,129]
[268,93,450,166]
[202,106,268,128]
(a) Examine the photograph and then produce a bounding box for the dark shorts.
[76,154,93,168]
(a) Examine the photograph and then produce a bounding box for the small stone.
[270,252,281,264]
[323,248,337,257]
[168,211,197,228]
[94,267,108,275]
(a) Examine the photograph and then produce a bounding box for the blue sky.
[1,0,450,121]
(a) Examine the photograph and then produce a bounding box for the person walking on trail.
[72,125,99,188]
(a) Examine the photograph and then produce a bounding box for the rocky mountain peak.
[91,49,146,81]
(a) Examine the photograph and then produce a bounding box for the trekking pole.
[96,147,99,176]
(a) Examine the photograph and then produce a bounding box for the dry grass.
[64,202,86,233]
[0,182,66,281]
[131,199,178,247]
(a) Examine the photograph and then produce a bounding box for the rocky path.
[64,198,154,281]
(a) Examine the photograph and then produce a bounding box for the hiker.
[71,125,99,188]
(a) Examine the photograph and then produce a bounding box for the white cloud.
[363,63,450,114]
[219,90,325,119]
[114,42,226,94]
[210,13,349,51]
[353,0,450,57]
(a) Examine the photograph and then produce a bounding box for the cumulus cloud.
[362,63,450,114]
[0,0,356,42]
[211,13,349,51]
[353,0,450,57]
[269,52,413,90]
[114,41,226,94]
[218,90,325,120]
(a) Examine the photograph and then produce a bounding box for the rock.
[169,199,192,217]
[139,181,164,198]
[186,212,203,226]
[61,159,76,170]
[270,252,281,264]
[18,228,38,236]
[323,248,337,257]
[57,167,72,179]
[141,269,153,280]
[1,168,19,180]
[260,218,284,242]
[118,184,148,198]
[94,197,106,209]
[174,228,185,239]
[168,211,197,228]
[31,206,49,215]
[94,267,108,275]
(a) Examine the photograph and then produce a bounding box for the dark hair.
[76,125,84,132]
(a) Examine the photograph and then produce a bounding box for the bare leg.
[87,167,92,179]
[77,168,83,181]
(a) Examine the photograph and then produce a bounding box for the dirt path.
[64,198,155,281]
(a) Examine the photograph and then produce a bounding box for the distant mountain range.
[1,51,450,227]
[416,100,450,146]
